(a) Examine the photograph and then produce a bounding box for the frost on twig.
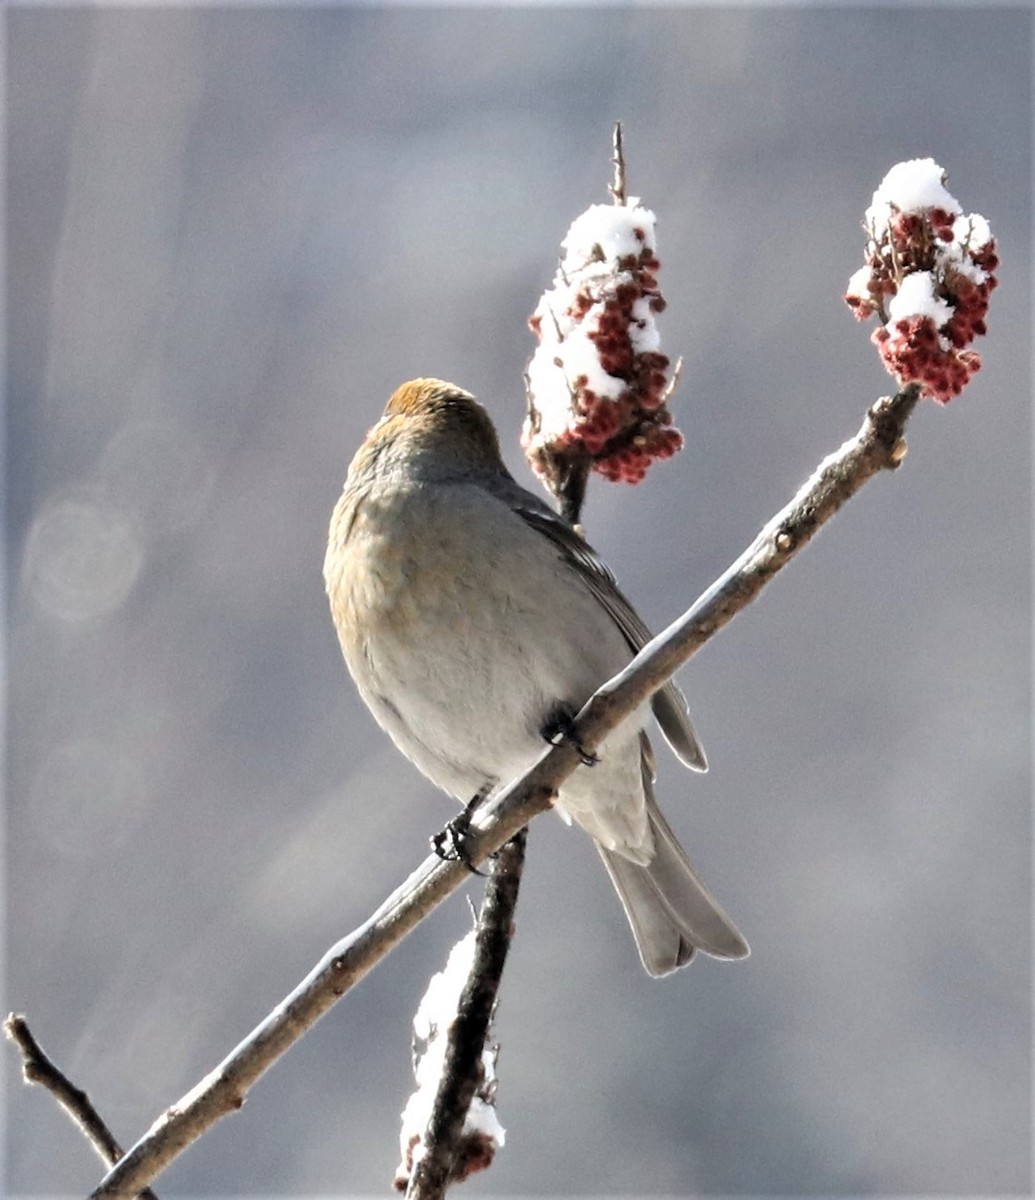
[845,157,999,403]
[396,918,507,1196]
[395,829,524,1198]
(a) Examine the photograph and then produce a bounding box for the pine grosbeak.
[324,379,748,976]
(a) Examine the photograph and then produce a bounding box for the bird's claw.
[541,704,599,767]
[432,810,490,876]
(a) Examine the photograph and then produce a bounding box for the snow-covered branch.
[397,833,520,1197]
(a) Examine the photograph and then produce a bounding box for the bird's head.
[346,378,507,487]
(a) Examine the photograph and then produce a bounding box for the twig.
[609,121,626,206]
[556,456,591,530]
[405,831,526,1199]
[662,355,684,406]
[86,385,920,1200]
[4,1014,161,1200]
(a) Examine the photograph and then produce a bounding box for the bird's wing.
[510,498,707,772]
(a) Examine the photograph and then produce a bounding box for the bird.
[323,378,748,976]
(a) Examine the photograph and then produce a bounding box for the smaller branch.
[662,355,684,406]
[609,121,626,206]
[406,831,525,1199]
[556,456,591,531]
[4,1014,161,1200]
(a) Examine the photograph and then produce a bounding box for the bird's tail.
[596,791,749,977]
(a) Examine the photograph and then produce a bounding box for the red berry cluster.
[526,242,683,485]
[594,423,683,484]
[946,241,998,345]
[871,320,981,403]
[846,207,999,404]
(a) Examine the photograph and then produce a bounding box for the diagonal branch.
[85,385,919,1200]
[581,386,918,735]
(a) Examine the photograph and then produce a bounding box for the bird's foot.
[541,702,599,766]
[431,787,493,876]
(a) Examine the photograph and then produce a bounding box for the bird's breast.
[323,478,635,798]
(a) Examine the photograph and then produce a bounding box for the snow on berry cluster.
[845,158,998,403]
[524,200,682,486]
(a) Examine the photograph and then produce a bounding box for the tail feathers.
[596,795,749,977]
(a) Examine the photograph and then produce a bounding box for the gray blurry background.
[6,6,1031,1197]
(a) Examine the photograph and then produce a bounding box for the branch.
[4,1014,160,1200]
[86,385,919,1200]
[404,831,525,1198]
[581,386,919,734]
